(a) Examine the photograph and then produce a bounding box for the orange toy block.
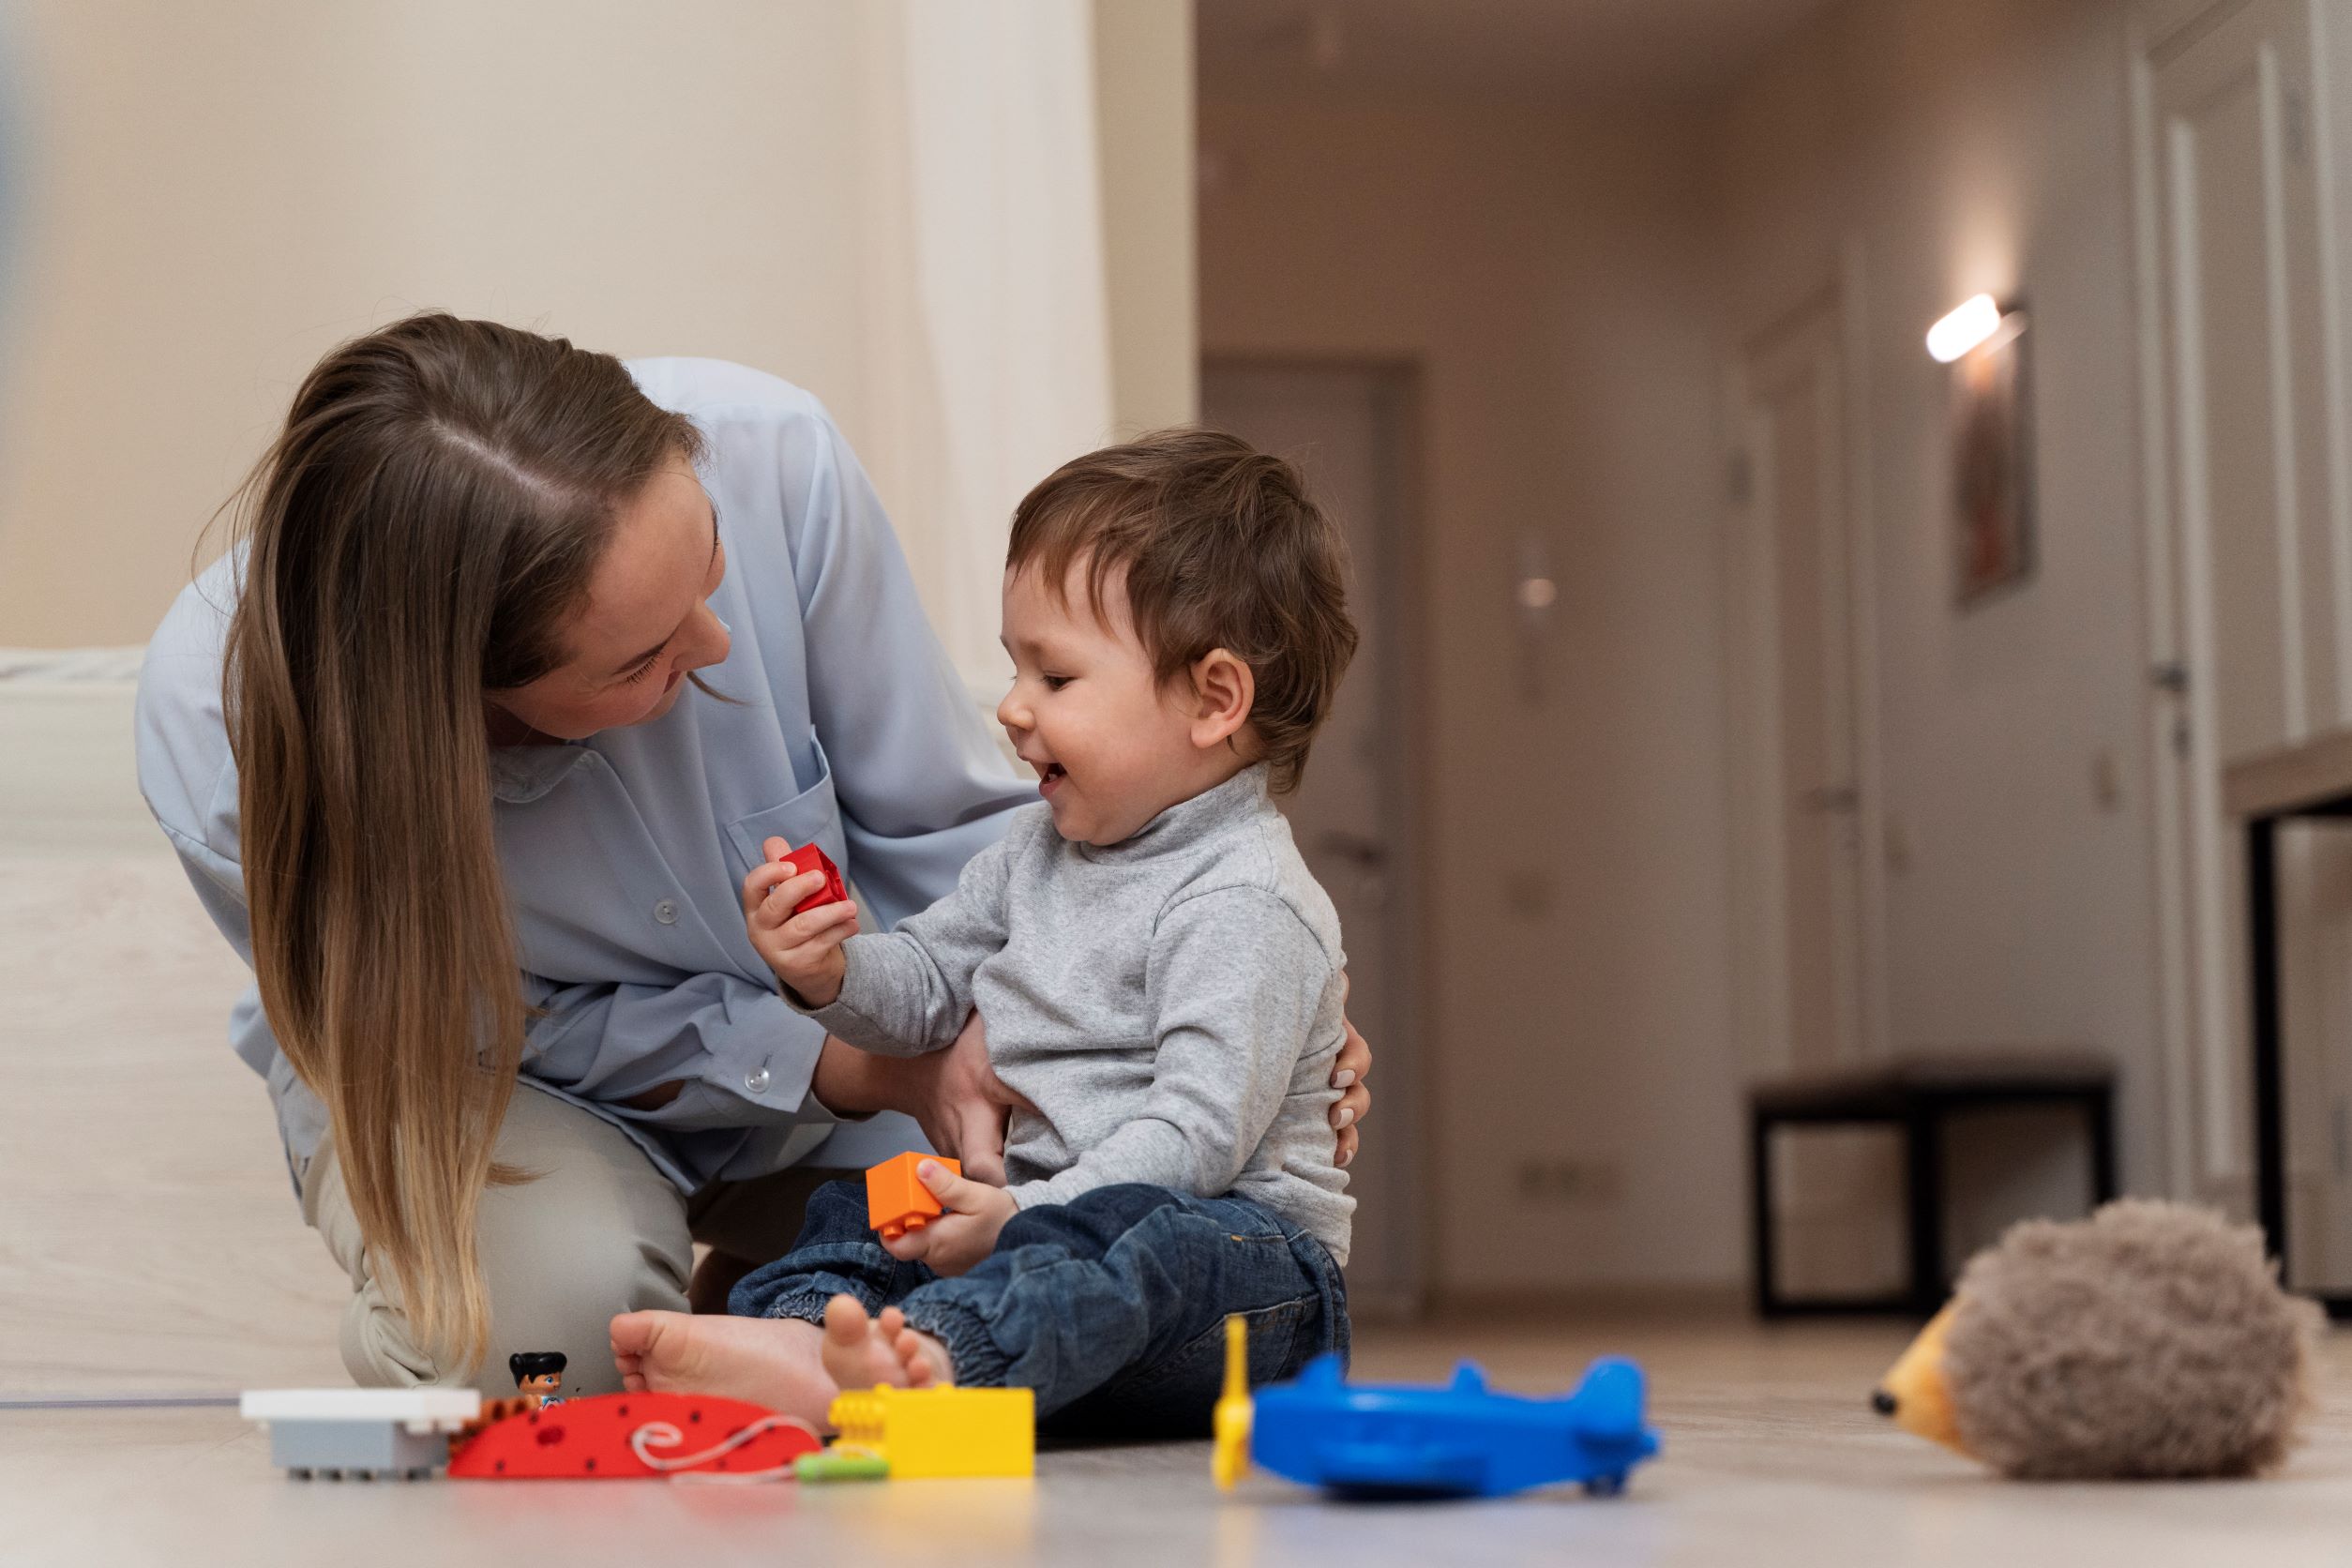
[867,1152,959,1241]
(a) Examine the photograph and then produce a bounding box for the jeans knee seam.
[759,1289,861,1326]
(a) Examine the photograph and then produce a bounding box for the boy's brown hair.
[1007,428,1357,793]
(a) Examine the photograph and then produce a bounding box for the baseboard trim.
[1420,1283,1749,1323]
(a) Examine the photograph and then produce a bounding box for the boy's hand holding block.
[867,1151,961,1240]
[746,838,859,1008]
[773,841,850,916]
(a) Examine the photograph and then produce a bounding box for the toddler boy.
[611,430,1358,1434]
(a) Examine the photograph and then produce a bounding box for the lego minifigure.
[508,1350,568,1410]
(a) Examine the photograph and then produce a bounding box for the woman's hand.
[810,1011,1032,1184]
[1332,974,1373,1168]
[892,1011,1033,1184]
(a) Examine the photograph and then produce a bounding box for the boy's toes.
[822,1294,875,1349]
[817,1294,952,1394]
[894,1323,956,1387]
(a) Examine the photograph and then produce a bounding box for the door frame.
[2126,0,2352,1205]
[1719,249,1890,1079]
[1199,353,1433,1319]
[2128,0,2205,1203]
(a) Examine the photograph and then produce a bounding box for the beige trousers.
[299,1085,835,1397]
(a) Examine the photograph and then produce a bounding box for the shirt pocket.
[723,733,850,889]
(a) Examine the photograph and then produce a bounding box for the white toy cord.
[627,1412,831,1484]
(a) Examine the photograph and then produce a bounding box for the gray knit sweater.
[797,764,1354,1261]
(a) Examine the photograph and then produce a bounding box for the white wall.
[0,2,852,647]
[0,0,1196,650]
[1204,0,2174,1297]
[1093,0,1199,434]
[1716,0,2166,1210]
[1201,97,1743,1295]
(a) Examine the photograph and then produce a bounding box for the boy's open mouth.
[1039,762,1067,794]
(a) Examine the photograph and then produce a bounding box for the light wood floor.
[7,1317,2352,1568]
[10,686,2352,1565]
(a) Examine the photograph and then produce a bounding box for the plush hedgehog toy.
[1871,1199,2323,1479]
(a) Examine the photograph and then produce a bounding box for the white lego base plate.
[240,1387,482,1434]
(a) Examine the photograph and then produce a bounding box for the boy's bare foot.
[821,1295,955,1392]
[608,1310,838,1427]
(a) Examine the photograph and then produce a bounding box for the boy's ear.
[1187,648,1256,751]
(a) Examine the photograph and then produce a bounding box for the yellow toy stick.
[1212,1314,1254,1490]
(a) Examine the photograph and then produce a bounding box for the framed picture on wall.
[1952,318,2035,606]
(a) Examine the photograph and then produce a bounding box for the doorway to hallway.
[1202,358,1428,1318]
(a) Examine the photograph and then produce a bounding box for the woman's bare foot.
[608,1310,838,1426]
[821,1295,955,1392]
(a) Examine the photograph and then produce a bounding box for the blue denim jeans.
[730,1178,1349,1438]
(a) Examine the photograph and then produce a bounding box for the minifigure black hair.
[508,1350,568,1383]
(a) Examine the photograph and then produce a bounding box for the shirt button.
[654,899,680,926]
[743,1066,772,1094]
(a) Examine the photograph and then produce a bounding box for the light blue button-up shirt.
[135,357,1033,1192]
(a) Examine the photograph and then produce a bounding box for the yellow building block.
[827,1385,1035,1479]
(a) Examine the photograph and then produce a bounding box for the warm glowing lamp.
[1926,294,2005,363]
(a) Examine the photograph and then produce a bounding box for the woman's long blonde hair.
[224,313,701,1371]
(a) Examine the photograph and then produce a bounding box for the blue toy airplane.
[1214,1319,1660,1500]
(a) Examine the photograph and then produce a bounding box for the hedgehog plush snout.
[1871,1304,1968,1457]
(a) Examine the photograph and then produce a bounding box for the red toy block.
[773,841,850,916]
[867,1151,960,1241]
[445,1391,820,1480]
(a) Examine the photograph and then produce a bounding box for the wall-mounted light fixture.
[1925,294,2008,363]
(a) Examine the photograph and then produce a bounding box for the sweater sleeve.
[797,829,1018,1056]
[1006,886,1334,1208]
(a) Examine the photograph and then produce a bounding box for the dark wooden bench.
[1748,1048,2116,1317]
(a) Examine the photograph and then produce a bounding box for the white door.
[1726,300,1877,1078]
[1726,295,1897,1297]
[2140,0,2352,1285]
[1200,361,1425,1318]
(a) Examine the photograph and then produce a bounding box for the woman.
[135,314,1371,1396]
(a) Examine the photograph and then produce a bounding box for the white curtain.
[854,0,1116,701]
